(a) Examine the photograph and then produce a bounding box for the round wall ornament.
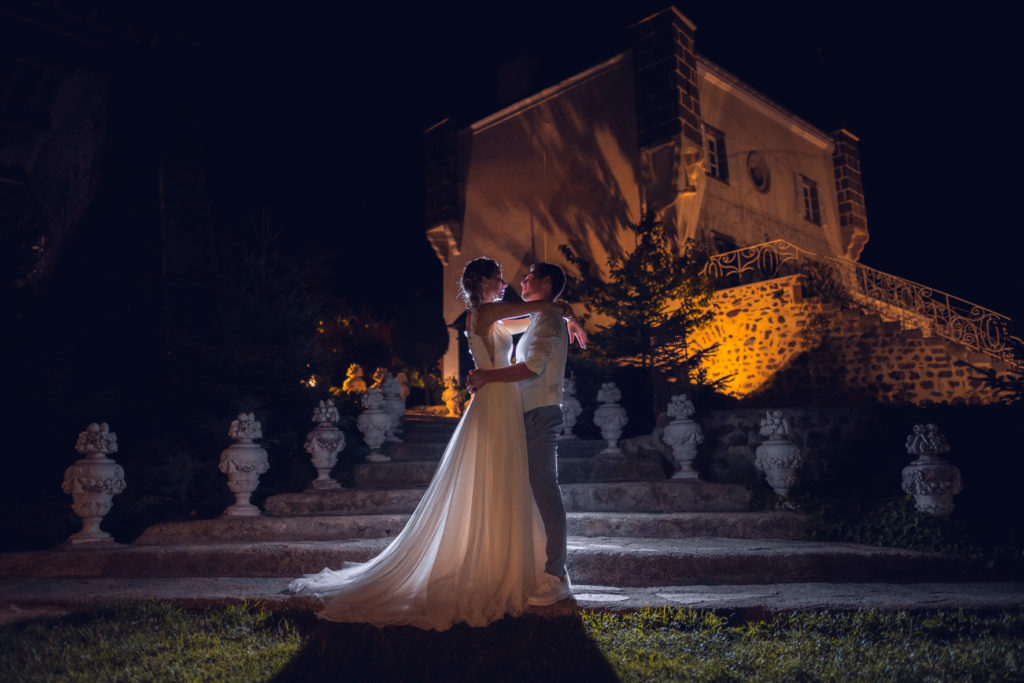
[747,151,771,193]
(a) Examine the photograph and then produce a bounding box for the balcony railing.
[701,240,1019,365]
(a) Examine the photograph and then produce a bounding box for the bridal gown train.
[288,320,547,630]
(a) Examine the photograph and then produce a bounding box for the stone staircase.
[691,273,1016,405]
[0,411,983,586]
[806,303,1015,404]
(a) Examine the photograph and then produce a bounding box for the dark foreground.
[1,601,1022,682]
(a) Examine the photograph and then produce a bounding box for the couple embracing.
[289,258,587,631]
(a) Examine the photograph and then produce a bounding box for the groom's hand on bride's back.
[466,369,484,393]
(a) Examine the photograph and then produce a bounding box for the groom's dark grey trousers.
[524,405,567,578]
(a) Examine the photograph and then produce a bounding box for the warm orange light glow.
[688,276,810,398]
[688,274,1007,405]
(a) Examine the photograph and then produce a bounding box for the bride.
[288,257,580,630]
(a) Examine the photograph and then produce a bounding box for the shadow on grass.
[273,612,618,682]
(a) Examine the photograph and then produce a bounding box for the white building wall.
[440,56,644,379]
[437,53,861,380]
[696,62,844,259]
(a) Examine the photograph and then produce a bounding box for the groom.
[466,262,585,606]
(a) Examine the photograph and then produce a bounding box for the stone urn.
[381,373,405,442]
[754,409,803,498]
[442,377,464,418]
[61,422,126,544]
[358,387,392,462]
[219,413,269,517]
[661,395,704,479]
[305,399,346,491]
[901,423,962,517]
[342,363,367,394]
[593,382,628,457]
[560,378,582,440]
[395,371,411,402]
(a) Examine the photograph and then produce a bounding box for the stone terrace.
[4,409,1020,621]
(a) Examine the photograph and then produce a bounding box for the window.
[800,175,821,224]
[703,124,729,182]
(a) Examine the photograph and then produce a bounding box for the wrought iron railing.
[702,239,808,285]
[701,240,1020,365]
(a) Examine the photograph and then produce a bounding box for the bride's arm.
[480,302,586,344]
[475,300,564,332]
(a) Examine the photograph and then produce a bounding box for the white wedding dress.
[288,318,547,630]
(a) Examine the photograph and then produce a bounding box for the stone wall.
[689,275,1008,405]
[691,276,812,397]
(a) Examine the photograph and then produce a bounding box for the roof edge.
[469,53,627,134]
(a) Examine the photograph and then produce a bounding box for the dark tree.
[560,209,721,414]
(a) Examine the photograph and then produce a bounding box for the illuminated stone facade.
[426,8,869,383]
[690,275,1008,404]
[425,8,1011,405]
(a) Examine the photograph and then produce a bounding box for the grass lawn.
[1,601,1022,682]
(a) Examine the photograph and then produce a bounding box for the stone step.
[563,537,983,586]
[135,514,414,544]
[560,481,751,513]
[569,511,806,539]
[381,442,448,461]
[353,457,667,488]
[399,415,458,433]
[134,511,809,545]
[967,350,998,365]
[265,489,426,516]
[264,481,751,516]
[400,429,457,444]
[401,410,459,424]
[382,439,613,461]
[0,537,983,585]
[4,578,1023,617]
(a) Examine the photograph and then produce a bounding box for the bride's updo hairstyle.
[459,257,500,309]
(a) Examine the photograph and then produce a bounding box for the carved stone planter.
[358,387,392,462]
[61,422,126,544]
[560,378,582,440]
[754,410,803,498]
[593,382,628,457]
[342,363,367,394]
[305,400,346,491]
[662,395,703,479]
[219,413,269,516]
[381,373,405,442]
[442,377,464,418]
[395,371,411,402]
[901,424,962,517]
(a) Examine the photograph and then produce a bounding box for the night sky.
[56,2,1024,321]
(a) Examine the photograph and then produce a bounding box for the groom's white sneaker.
[527,572,573,606]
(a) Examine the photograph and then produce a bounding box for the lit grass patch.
[581,607,1024,682]
[0,601,306,682]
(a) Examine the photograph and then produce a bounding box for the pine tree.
[560,209,722,410]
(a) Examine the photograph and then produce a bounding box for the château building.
[425,7,1014,405]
